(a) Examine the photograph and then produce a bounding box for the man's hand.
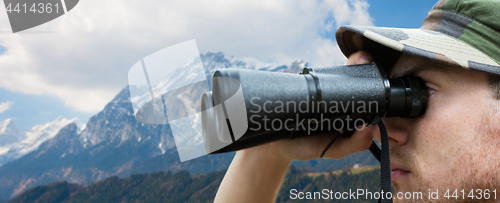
[214,51,376,203]
[243,50,376,161]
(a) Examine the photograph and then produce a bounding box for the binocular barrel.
[202,63,427,154]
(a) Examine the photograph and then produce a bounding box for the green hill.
[9,166,381,203]
[278,166,380,203]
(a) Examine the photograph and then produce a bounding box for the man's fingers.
[346,51,374,65]
[321,125,375,159]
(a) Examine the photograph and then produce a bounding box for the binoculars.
[201,63,427,154]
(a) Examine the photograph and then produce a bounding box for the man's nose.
[373,117,409,146]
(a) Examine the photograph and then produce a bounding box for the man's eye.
[427,88,435,95]
[423,81,437,96]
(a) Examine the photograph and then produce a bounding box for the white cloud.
[0,101,14,113]
[326,0,373,27]
[0,0,373,113]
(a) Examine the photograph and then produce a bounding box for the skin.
[214,51,500,203]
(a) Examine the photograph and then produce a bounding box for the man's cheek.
[412,116,442,149]
[412,119,453,169]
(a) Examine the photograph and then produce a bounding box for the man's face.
[380,54,500,202]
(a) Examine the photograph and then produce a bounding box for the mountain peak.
[28,116,83,135]
[0,118,13,130]
[0,118,25,146]
[37,123,83,154]
[200,52,288,74]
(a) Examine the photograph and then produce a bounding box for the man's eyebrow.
[398,63,448,77]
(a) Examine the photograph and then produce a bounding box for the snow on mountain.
[289,59,308,73]
[228,56,288,72]
[22,116,83,154]
[0,119,25,146]
[0,116,84,166]
[201,52,288,73]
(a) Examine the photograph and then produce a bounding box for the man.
[214,0,500,202]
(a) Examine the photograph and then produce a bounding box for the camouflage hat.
[336,0,500,75]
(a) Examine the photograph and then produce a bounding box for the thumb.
[321,125,375,159]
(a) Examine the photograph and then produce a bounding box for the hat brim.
[336,25,500,75]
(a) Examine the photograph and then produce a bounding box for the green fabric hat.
[336,0,500,75]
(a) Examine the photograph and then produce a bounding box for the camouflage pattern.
[336,0,500,75]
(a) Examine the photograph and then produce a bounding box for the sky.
[0,0,438,130]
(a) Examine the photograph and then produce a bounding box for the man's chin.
[392,177,415,196]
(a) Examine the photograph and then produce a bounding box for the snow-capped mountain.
[203,52,289,72]
[0,116,83,167]
[0,119,25,147]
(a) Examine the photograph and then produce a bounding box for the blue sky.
[369,0,437,28]
[0,0,440,130]
[319,0,437,42]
